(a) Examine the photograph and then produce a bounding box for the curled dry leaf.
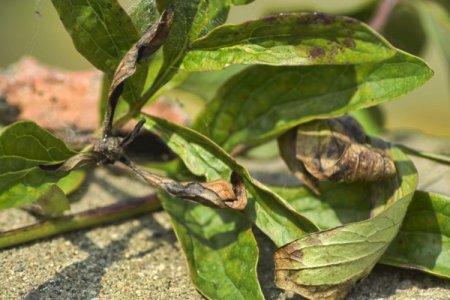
[278,115,396,194]
[129,160,247,210]
[103,8,174,136]
[274,148,418,300]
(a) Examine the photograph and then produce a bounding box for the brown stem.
[0,195,161,250]
[369,0,400,31]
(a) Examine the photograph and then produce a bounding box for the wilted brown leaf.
[279,116,396,194]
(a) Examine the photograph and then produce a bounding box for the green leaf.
[273,186,450,279]
[274,148,419,299]
[57,170,87,195]
[140,0,255,109]
[181,13,396,72]
[51,0,139,73]
[195,51,433,151]
[0,121,76,210]
[382,2,427,55]
[351,106,385,135]
[178,66,245,102]
[382,191,450,279]
[129,0,160,35]
[142,114,318,246]
[34,185,71,217]
[159,193,264,300]
[51,0,148,116]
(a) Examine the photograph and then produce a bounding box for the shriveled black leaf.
[104,9,174,135]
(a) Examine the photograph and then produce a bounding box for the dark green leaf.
[274,148,419,299]
[142,114,318,246]
[0,121,76,210]
[382,191,450,279]
[51,0,147,116]
[383,2,427,55]
[159,193,264,299]
[194,52,433,151]
[51,0,139,73]
[182,13,396,72]
[273,185,450,279]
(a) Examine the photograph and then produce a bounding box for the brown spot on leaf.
[309,12,336,25]
[310,47,325,59]
[343,37,356,48]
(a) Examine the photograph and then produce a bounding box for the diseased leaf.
[142,114,318,246]
[182,13,396,72]
[273,187,450,279]
[159,192,264,300]
[195,51,433,151]
[274,148,419,299]
[278,116,396,194]
[103,9,174,134]
[0,121,76,210]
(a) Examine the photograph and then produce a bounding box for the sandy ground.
[0,134,449,299]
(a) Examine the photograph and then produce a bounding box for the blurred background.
[0,0,448,136]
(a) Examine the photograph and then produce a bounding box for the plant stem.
[370,0,400,31]
[395,144,450,166]
[0,195,161,250]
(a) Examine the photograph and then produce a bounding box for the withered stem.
[0,195,161,250]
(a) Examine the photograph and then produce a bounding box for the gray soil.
[0,133,449,299]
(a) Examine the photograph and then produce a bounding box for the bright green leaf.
[159,193,264,300]
[274,148,419,299]
[0,121,76,210]
[140,0,255,110]
[182,13,396,72]
[57,170,87,195]
[195,51,433,151]
[273,186,450,279]
[142,114,318,246]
